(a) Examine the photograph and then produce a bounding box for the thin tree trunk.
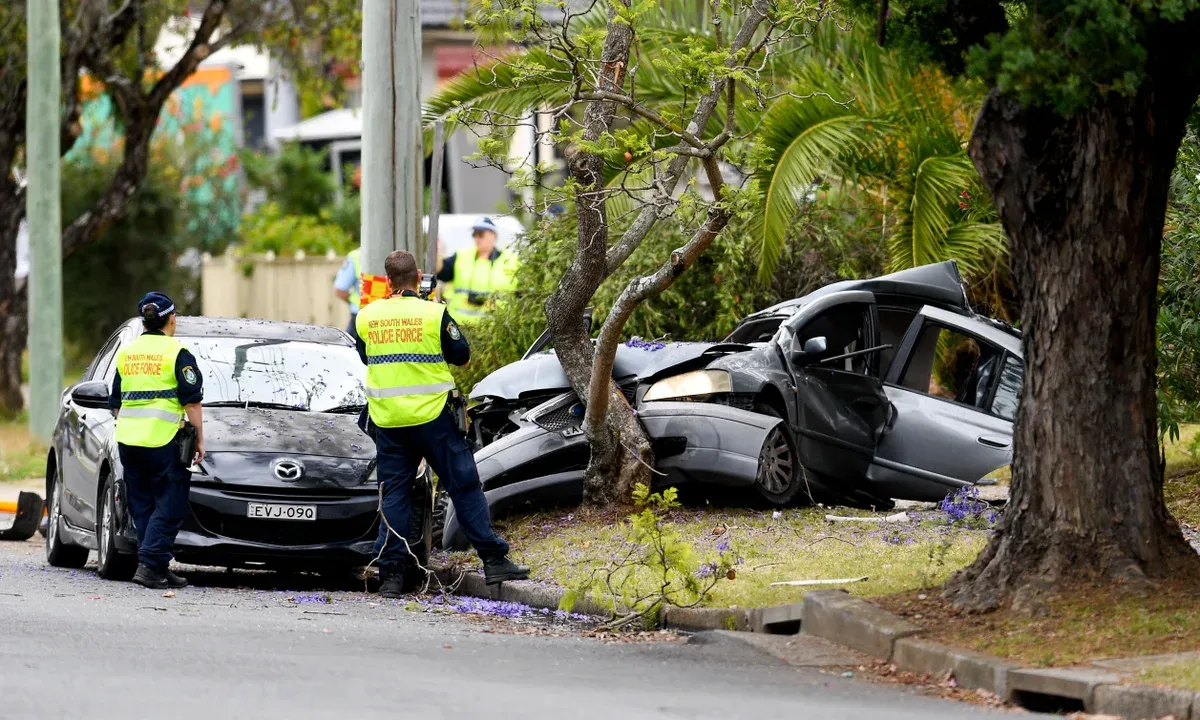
[545,0,650,509]
[945,81,1200,612]
[0,187,26,418]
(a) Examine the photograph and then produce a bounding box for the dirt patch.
[876,575,1200,667]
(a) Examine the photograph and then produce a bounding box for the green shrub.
[1159,130,1200,441]
[238,201,355,257]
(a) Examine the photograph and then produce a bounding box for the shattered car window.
[900,324,1005,410]
[187,337,367,412]
[990,356,1024,421]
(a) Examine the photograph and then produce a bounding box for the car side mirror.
[71,380,110,410]
[793,336,828,364]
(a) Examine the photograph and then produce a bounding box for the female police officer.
[107,292,204,589]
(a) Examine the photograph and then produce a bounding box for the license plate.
[246,503,317,521]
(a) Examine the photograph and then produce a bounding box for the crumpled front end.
[440,396,779,549]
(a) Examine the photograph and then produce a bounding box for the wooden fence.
[200,251,352,331]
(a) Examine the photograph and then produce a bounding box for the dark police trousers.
[374,407,508,574]
[118,436,191,571]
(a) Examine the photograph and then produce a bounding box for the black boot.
[132,564,169,590]
[164,569,188,589]
[482,556,530,585]
[378,569,406,599]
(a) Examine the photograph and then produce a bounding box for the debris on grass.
[770,576,869,587]
[825,512,909,524]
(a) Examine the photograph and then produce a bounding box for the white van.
[422,214,525,260]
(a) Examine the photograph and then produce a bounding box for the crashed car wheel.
[754,404,803,507]
[96,471,138,582]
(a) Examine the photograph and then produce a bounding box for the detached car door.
[781,291,892,481]
[868,307,1024,502]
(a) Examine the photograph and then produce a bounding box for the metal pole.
[26,0,62,443]
[425,122,445,273]
[360,0,423,276]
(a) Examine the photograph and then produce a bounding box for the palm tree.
[422,11,1006,284]
[752,24,1006,282]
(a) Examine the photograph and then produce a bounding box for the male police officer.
[435,217,516,324]
[356,251,528,597]
[108,292,204,589]
[333,247,362,341]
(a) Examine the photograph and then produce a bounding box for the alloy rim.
[99,482,113,567]
[48,478,61,548]
[758,427,794,496]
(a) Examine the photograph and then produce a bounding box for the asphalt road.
[0,537,1015,720]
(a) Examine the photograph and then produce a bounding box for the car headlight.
[643,369,732,402]
[367,465,378,484]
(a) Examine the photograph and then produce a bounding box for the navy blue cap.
[471,217,498,234]
[137,292,176,319]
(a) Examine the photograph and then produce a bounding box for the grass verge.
[0,414,46,484]
[489,504,992,610]
[1136,659,1200,691]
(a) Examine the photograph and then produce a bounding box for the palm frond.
[754,92,880,282]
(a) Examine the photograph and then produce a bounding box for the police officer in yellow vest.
[107,293,204,590]
[356,251,528,597]
[435,217,516,324]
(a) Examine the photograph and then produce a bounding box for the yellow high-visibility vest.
[114,334,185,448]
[355,295,456,428]
[444,250,516,323]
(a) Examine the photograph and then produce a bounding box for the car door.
[867,308,1023,502]
[62,327,127,529]
[781,291,892,481]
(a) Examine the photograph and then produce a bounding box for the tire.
[96,472,138,581]
[431,488,450,550]
[45,465,89,569]
[752,403,804,507]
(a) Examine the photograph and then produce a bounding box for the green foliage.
[452,207,770,393]
[238,202,355,257]
[1158,131,1200,440]
[241,144,337,217]
[559,483,740,628]
[845,0,1200,115]
[754,23,1004,283]
[60,153,196,364]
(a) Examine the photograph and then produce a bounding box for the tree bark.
[0,185,27,418]
[946,76,1200,611]
[544,0,650,509]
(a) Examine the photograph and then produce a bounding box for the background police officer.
[356,251,528,598]
[435,217,516,324]
[108,292,204,590]
[333,247,361,341]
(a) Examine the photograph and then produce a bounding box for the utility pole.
[26,0,62,443]
[360,0,424,277]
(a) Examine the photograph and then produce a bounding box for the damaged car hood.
[470,341,750,401]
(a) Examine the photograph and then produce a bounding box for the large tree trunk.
[946,80,1200,612]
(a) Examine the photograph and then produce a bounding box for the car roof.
[129,316,354,346]
[921,305,1022,356]
[740,261,971,324]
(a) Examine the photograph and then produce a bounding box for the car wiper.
[322,404,366,414]
[203,401,307,411]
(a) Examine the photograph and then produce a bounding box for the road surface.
[0,535,1017,720]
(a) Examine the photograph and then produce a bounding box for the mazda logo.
[273,460,304,481]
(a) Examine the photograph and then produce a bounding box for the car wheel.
[96,472,138,581]
[431,488,450,549]
[753,403,804,507]
[45,466,89,568]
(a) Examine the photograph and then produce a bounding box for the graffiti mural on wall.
[69,66,242,251]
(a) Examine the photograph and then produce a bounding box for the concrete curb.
[428,567,1200,719]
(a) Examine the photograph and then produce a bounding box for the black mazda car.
[45,316,431,580]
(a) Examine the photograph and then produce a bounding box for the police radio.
[418,273,437,300]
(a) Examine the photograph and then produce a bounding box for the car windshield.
[183,337,365,413]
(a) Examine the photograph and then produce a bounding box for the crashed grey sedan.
[441,262,1023,549]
